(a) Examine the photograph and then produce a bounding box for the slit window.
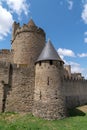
[60,62,62,66]
[50,60,53,65]
[39,61,41,66]
[40,91,42,100]
[47,77,49,85]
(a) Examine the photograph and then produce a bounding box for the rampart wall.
[63,78,87,109]
[0,49,13,63]
[0,62,10,112]
[6,64,35,112]
[0,62,87,113]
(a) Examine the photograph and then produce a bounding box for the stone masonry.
[0,19,87,120]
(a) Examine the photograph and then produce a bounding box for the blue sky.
[0,0,87,78]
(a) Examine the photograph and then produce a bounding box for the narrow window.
[60,62,62,66]
[47,77,49,85]
[39,61,41,66]
[40,91,42,100]
[50,60,53,65]
[55,91,58,99]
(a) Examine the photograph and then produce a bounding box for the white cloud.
[84,32,87,43]
[67,0,73,10]
[78,53,87,57]
[0,1,2,5]
[0,36,3,40]
[67,61,84,73]
[84,31,87,35]
[0,5,13,40]
[58,48,75,58]
[81,3,87,24]
[0,0,30,40]
[84,37,87,43]
[58,48,86,78]
[1,0,30,16]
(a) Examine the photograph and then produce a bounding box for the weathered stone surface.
[33,61,67,120]
[12,22,45,65]
[0,19,87,120]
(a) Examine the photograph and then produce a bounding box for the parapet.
[64,65,71,77]
[0,49,11,54]
[11,20,45,43]
[71,73,84,80]
[0,49,13,63]
[63,75,86,82]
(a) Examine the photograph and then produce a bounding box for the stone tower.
[64,65,71,77]
[11,19,46,65]
[5,19,46,112]
[33,40,67,120]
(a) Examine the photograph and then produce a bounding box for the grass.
[0,106,87,130]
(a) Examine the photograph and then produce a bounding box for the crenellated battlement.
[11,19,46,65]
[12,21,45,43]
[63,76,87,82]
[0,49,13,63]
[0,49,12,54]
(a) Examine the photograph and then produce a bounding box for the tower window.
[50,60,53,65]
[55,91,58,99]
[39,61,41,66]
[40,91,42,100]
[60,62,62,66]
[47,77,49,85]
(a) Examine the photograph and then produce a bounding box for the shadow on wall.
[2,64,13,112]
[68,108,86,117]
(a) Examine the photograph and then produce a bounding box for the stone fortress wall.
[6,64,34,112]
[63,78,87,109]
[63,65,87,109]
[0,49,13,63]
[0,19,87,120]
[0,19,46,113]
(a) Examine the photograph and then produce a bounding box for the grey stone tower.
[33,40,67,120]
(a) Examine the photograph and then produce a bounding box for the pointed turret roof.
[28,19,36,27]
[36,40,64,63]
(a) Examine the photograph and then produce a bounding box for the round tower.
[11,19,46,65]
[33,40,67,120]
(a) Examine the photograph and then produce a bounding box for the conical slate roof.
[36,40,64,63]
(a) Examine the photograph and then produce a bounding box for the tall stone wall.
[0,62,10,112]
[6,64,35,112]
[63,78,87,109]
[33,61,67,120]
